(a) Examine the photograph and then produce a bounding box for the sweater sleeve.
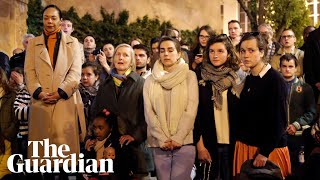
[292,84,316,128]
[143,78,169,146]
[13,88,31,121]
[259,74,287,157]
[171,71,199,145]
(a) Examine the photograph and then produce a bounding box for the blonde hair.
[112,44,136,72]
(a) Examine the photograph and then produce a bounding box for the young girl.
[84,112,122,180]
[194,34,242,180]
[80,62,100,127]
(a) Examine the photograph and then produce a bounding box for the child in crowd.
[80,62,100,128]
[12,67,31,159]
[83,112,121,180]
[9,67,25,92]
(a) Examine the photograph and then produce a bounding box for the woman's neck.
[164,63,177,72]
[251,62,266,76]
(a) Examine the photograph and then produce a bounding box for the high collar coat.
[25,32,86,160]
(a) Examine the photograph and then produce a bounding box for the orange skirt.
[233,141,291,179]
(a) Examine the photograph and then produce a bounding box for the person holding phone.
[190,25,216,72]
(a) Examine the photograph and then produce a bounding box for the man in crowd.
[279,54,316,174]
[83,35,97,62]
[271,29,304,77]
[228,20,242,46]
[133,44,151,79]
[304,25,320,103]
[300,26,315,51]
[61,16,85,63]
[258,23,280,62]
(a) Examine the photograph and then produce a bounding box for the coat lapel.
[35,35,52,69]
[54,33,74,77]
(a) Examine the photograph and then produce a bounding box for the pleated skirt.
[233,141,291,179]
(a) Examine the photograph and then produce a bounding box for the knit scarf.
[150,58,189,136]
[94,133,111,160]
[201,61,240,110]
[79,80,100,97]
[44,26,61,68]
[110,68,132,87]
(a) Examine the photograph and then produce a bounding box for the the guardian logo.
[7,139,114,173]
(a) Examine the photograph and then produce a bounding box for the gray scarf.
[201,62,239,110]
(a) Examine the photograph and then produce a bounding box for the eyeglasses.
[281,35,295,39]
[199,35,210,39]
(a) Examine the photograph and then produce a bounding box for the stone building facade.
[0,0,239,56]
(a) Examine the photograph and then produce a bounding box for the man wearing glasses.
[271,29,304,77]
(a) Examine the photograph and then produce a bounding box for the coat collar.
[105,71,140,83]
[34,32,75,68]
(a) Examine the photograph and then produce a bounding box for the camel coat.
[25,32,86,160]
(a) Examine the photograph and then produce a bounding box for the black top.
[194,80,239,158]
[91,71,146,143]
[303,27,320,100]
[237,68,288,157]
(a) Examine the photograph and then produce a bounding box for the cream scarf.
[94,133,111,160]
[149,58,189,136]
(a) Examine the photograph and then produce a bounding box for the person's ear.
[147,57,151,64]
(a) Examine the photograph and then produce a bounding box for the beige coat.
[25,32,86,160]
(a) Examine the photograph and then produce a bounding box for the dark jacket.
[303,27,320,100]
[0,90,18,154]
[0,91,18,142]
[194,81,239,156]
[91,71,147,174]
[288,78,316,129]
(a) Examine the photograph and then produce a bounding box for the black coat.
[193,80,239,159]
[91,71,147,174]
[303,27,320,100]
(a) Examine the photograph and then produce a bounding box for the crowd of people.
[1,4,320,180]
